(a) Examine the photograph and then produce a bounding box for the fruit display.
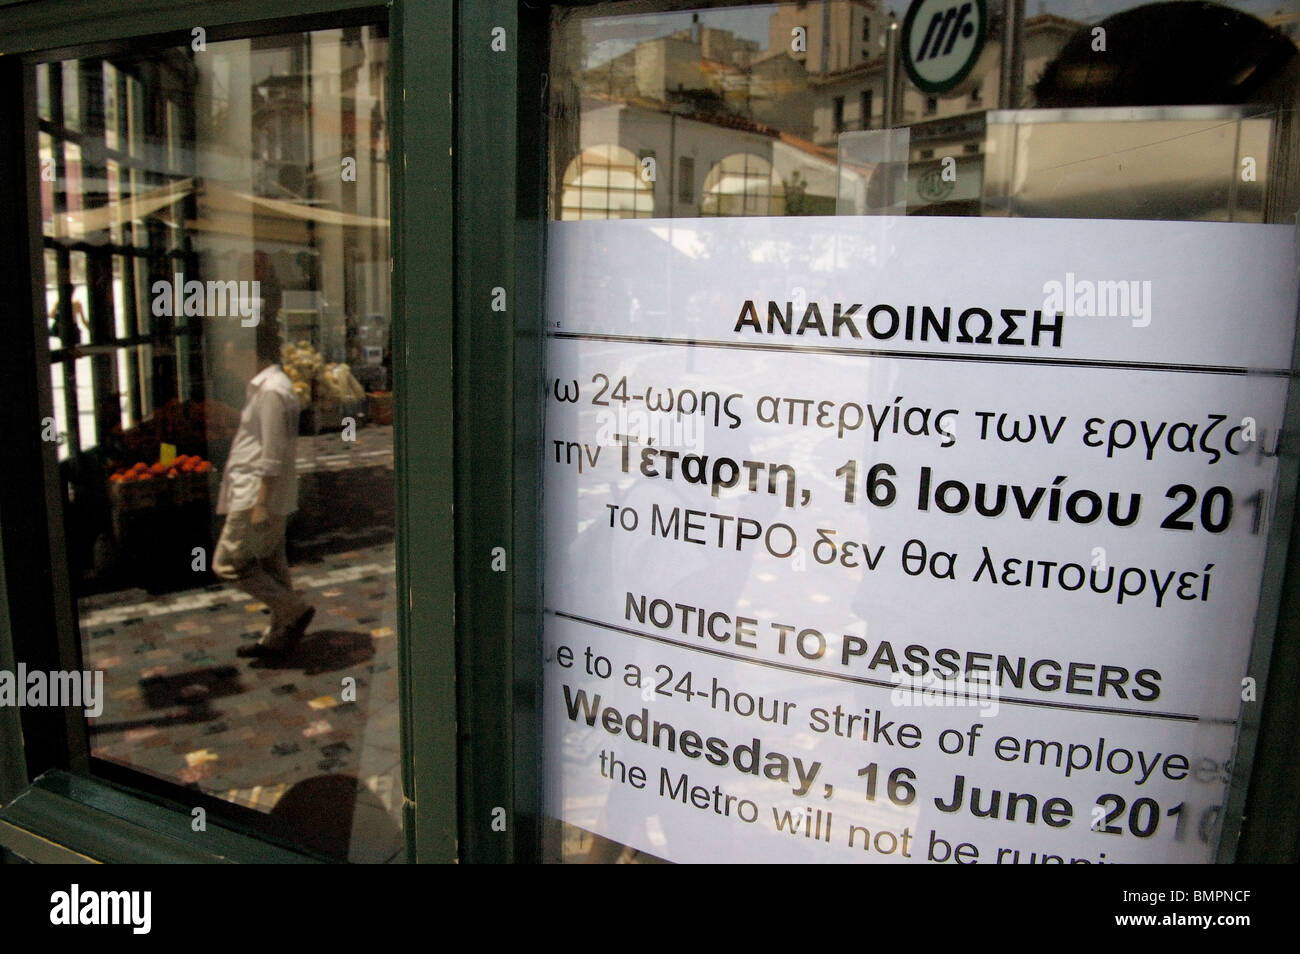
[101,452,218,589]
[320,361,367,404]
[103,396,238,521]
[109,454,213,482]
[281,340,365,410]
[281,340,323,409]
[108,453,216,514]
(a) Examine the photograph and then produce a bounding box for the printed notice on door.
[541,216,1298,864]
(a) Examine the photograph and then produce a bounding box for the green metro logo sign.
[902,0,989,94]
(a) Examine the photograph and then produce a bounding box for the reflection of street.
[80,424,401,863]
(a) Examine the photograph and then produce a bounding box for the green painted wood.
[391,0,459,864]
[0,0,382,57]
[1235,464,1300,862]
[450,0,550,865]
[0,0,460,865]
[0,37,88,785]
[454,0,516,864]
[0,71,26,793]
[0,772,317,863]
[0,515,26,808]
[455,0,522,865]
[0,822,100,864]
[509,0,551,866]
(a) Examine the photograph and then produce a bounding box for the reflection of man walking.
[215,318,314,659]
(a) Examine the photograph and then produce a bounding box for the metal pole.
[999,0,1025,109]
[820,0,832,74]
[668,111,676,217]
[884,19,900,127]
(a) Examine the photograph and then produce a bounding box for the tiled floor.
[80,425,404,863]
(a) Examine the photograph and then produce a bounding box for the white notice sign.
[542,216,1298,864]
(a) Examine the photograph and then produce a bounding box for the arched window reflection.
[560,145,655,220]
[700,152,786,216]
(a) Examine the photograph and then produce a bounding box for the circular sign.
[917,166,956,202]
[901,0,988,94]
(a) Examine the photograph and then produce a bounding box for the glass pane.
[39,24,400,863]
[61,60,80,131]
[36,62,50,121]
[543,1,1300,864]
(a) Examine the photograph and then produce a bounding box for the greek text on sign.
[543,215,1297,863]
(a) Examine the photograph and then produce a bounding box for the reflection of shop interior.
[32,30,399,862]
[79,509,401,863]
[38,30,392,597]
[553,2,1297,222]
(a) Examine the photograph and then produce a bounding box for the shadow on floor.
[139,665,245,708]
[245,629,376,677]
[89,702,226,736]
[270,773,401,861]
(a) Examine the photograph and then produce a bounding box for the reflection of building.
[563,17,842,218]
[557,8,1082,220]
[201,30,390,370]
[763,0,888,75]
[585,25,758,101]
[807,14,1079,145]
[559,95,839,218]
[555,4,1294,221]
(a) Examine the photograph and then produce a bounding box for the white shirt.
[217,364,300,515]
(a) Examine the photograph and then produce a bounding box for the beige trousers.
[213,510,308,644]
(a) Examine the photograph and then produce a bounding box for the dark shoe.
[236,626,289,660]
[279,606,316,654]
[237,640,284,659]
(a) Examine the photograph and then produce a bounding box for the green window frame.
[2,0,1299,866]
[0,0,482,864]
